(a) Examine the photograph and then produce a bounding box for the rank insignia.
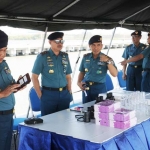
[47,62,54,66]
[49,65,54,67]
[86,60,90,62]
[49,70,54,74]
[85,68,88,72]
[47,56,50,58]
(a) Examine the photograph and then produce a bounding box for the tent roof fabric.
[0,0,150,31]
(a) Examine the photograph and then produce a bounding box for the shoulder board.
[83,53,91,57]
[127,44,132,47]
[61,52,68,55]
[40,51,48,55]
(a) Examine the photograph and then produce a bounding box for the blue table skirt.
[18,119,150,150]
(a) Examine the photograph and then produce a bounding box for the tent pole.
[71,30,87,104]
[71,30,87,83]
[41,26,48,52]
[106,27,116,55]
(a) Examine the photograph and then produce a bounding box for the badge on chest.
[4,67,11,74]
[49,70,54,74]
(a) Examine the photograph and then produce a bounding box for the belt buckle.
[59,88,63,91]
[89,82,93,85]
[134,66,137,68]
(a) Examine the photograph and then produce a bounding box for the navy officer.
[0,30,24,150]
[32,32,72,116]
[120,32,150,92]
[77,35,118,103]
[121,31,146,91]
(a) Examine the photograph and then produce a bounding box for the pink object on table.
[94,100,121,113]
[95,117,137,129]
[94,108,136,121]
[113,108,136,121]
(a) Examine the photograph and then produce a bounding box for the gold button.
[134,66,137,68]
[89,82,92,85]
[59,88,63,91]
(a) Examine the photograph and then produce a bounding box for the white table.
[20,99,150,143]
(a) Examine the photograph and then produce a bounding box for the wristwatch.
[106,59,114,65]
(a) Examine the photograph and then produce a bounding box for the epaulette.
[127,44,132,47]
[83,53,91,57]
[40,51,48,55]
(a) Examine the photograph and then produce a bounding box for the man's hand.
[122,74,127,80]
[16,75,27,91]
[120,60,128,65]
[0,84,21,98]
[77,82,85,90]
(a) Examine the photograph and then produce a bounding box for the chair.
[13,114,26,150]
[117,70,126,89]
[105,74,114,91]
[26,87,41,118]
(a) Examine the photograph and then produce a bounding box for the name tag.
[98,62,105,65]
[62,60,68,65]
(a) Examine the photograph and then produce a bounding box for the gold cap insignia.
[135,31,138,34]
[100,37,102,41]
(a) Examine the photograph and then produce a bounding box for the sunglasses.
[54,40,65,44]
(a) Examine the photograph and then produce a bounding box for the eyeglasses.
[54,40,65,44]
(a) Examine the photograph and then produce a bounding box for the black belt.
[0,108,14,115]
[42,86,67,91]
[143,68,150,71]
[85,81,101,86]
[129,64,142,68]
